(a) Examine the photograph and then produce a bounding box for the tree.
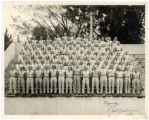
[4,28,12,51]
[63,5,145,43]
[33,26,47,40]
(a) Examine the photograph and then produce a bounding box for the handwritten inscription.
[103,100,138,116]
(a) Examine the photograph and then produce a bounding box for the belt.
[44,76,49,77]
[67,77,72,78]
[59,75,64,76]
[74,74,80,75]
[117,77,123,78]
[101,75,106,76]
[93,76,98,78]
[83,77,89,78]
[51,76,56,77]
[28,77,33,78]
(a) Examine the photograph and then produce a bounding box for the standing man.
[124,67,131,94]
[100,66,108,94]
[82,67,90,94]
[132,69,141,95]
[18,66,25,94]
[35,66,42,94]
[91,67,100,94]
[73,64,81,94]
[50,66,58,94]
[43,65,50,94]
[58,65,66,94]
[108,67,116,94]
[65,67,73,94]
[26,66,34,94]
[116,68,124,95]
[8,66,17,94]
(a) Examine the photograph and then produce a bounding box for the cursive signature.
[103,100,138,116]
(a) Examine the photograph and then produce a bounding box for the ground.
[5,97,145,115]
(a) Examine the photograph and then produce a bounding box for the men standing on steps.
[43,65,50,94]
[100,66,108,94]
[124,67,131,94]
[66,67,73,94]
[26,66,34,94]
[116,68,124,95]
[35,66,42,94]
[58,65,66,94]
[132,69,141,95]
[9,66,17,94]
[50,66,58,94]
[73,64,81,94]
[108,66,116,94]
[18,66,25,94]
[91,67,100,94]
[82,67,90,94]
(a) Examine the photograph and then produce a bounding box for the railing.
[4,42,16,69]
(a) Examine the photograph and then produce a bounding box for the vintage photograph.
[2,1,147,118]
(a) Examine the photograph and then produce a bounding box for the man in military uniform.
[35,66,42,94]
[58,65,66,94]
[65,67,73,94]
[100,66,107,94]
[82,67,90,94]
[132,69,141,95]
[26,66,34,94]
[18,66,25,94]
[124,67,131,94]
[43,65,50,94]
[91,67,100,94]
[73,64,81,94]
[108,66,116,94]
[116,68,124,95]
[9,66,17,94]
[50,66,58,94]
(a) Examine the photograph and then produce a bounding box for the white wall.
[122,44,145,54]
[4,42,16,69]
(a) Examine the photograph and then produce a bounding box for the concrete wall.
[4,42,16,69]
[122,44,145,54]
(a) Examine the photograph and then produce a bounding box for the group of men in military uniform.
[8,34,141,95]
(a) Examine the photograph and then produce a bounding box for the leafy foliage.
[11,5,145,44]
[4,28,12,51]
[63,5,145,43]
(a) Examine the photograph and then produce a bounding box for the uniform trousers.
[124,77,131,94]
[26,77,34,94]
[9,77,17,94]
[100,76,107,94]
[66,78,72,93]
[132,78,140,94]
[82,78,90,94]
[59,76,65,94]
[73,75,81,94]
[92,77,99,94]
[116,78,123,94]
[109,76,115,94]
[18,77,25,94]
[43,77,49,93]
[36,77,42,93]
[50,77,57,93]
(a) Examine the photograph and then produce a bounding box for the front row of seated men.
[8,63,141,95]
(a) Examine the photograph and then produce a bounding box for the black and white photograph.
[2,1,147,118]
